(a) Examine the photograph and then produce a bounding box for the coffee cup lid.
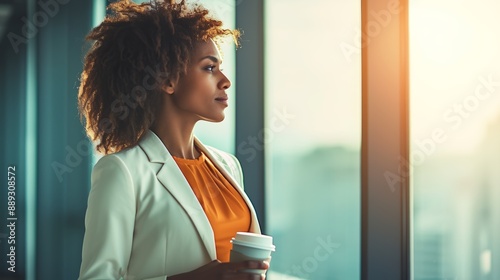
[231,232,276,251]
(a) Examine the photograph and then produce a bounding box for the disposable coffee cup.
[230,232,276,274]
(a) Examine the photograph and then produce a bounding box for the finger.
[263,259,271,269]
[221,271,264,280]
[244,260,269,270]
[256,273,267,280]
[222,260,267,271]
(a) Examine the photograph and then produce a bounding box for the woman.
[77,0,269,279]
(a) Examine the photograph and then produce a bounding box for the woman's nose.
[219,72,231,89]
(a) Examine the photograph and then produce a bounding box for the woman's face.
[170,40,231,123]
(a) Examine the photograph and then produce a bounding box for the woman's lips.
[215,96,228,105]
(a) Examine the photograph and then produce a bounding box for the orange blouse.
[173,151,251,262]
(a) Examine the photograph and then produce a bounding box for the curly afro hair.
[78,0,240,154]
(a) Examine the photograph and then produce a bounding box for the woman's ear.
[164,80,176,95]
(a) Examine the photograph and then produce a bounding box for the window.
[265,0,361,279]
[411,0,500,278]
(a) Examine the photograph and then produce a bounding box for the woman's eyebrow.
[199,55,220,63]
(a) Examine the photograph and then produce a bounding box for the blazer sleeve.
[79,155,137,280]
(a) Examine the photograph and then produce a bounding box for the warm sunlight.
[410,0,500,155]
[411,1,500,278]
[413,10,470,65]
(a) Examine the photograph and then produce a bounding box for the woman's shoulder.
[97,144,147,165]
[91,144,160,197]
[93,143,153,179]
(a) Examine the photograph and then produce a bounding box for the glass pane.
[411,1,500,279]
[265,0,361,279]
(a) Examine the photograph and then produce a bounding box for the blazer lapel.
[138,130,217,259]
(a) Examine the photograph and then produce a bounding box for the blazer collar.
[138,130,170,163]
[138,130,217,259]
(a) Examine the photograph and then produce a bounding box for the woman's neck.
[151,104,200,159]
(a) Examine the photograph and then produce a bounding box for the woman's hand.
[167,259,270,280]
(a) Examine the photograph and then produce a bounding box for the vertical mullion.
[26,1,37,279]
[400,1,410,279]
[361,0,410,279]
[235,0,266,232]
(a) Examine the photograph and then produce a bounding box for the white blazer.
[79,130,261,280]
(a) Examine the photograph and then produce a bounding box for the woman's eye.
[205,65,216,72]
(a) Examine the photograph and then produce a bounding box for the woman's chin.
[214,115,225,122]
[202,114,225,123]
